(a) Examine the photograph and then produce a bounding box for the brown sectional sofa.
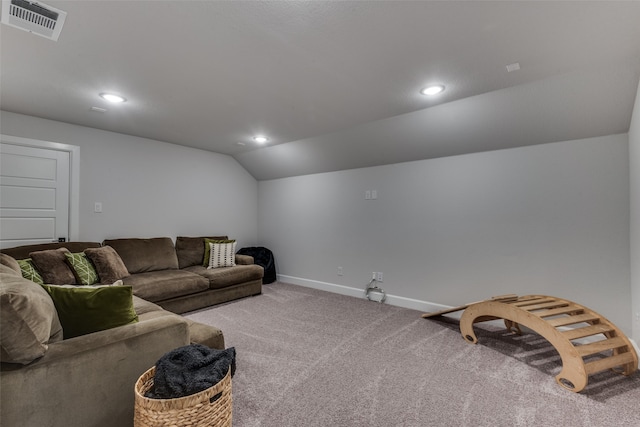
[0,236,264,427]
[105,236,264,313]
[1,236,264,314]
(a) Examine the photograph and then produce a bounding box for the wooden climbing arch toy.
[423,294,638,392]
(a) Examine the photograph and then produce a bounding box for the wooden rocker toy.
[423,294,638,392]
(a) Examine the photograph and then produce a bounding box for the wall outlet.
[372,271,377,280]
[376,272,383,282]
[337,266,343,276]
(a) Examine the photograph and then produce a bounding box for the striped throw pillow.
[208,241,237,269]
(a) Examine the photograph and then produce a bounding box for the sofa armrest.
[1,315,189,427]
[235,254,254,265]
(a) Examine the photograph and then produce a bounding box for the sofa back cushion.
[0,242,101,261]
[0,265,63,364]
[0,253,21,275]
[103,237,179,274]
[175,236,228,269]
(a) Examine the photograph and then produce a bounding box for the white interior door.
[0,143,70,249]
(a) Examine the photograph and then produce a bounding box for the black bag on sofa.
[236,246,276,284]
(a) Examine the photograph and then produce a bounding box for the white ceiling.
[1,1,639,180]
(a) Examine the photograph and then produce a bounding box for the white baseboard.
[278,274,455,315]
[278,274,640,369]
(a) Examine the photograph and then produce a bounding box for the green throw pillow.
[202,239,236,266]
[40,284,139,339]
[17,259,44,285]
[65,252,99,285]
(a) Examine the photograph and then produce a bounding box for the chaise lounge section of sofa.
[0,262,203,427]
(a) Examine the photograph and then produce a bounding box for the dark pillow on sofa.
[103,237,179,273]
[84,246,130,283]
[29,248,76,285]
[175,236,228,269]
[40,284,138,339]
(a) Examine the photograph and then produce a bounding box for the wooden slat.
[562,324,614,340]
[523,301,570,311]
[510,295,543,303]
[584,352,636,375]
[575,337,628,357]
[512,298,556,307]
[535,306,583,318]
[547,313,600,327]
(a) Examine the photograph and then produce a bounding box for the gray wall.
[0,110,258,246]
[259,135,632,333]
[631,80,640,343]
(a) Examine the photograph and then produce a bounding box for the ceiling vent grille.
[1,0,67,41]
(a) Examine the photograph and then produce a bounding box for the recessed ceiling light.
[420,85,445,96]
[253,136,269,144]
[99,93,126,103]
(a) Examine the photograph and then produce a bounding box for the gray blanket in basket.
[146,344,236,399]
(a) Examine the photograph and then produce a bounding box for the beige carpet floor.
[185,282,640,427]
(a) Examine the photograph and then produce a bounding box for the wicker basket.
[134,366,232,427]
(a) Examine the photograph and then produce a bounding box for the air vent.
[1,0,67,41]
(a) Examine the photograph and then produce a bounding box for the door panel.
[0,143,70,249]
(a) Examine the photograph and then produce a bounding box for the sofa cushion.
[235,254,254,265]
[122,270,209,302]
[133,295,165,316]
[0,242,101,261]
[65,252,99,285]
[0,265,63,364]
[131,299,225,349]
[175,236,228,269]
[41,284,139,339]
[84,246,130,283]
[16,259,45,284]
[104,237,179,273]
[184,318,225,349]
[0,253,21,275]
[207,240,237,269]
[183,264,264,290]
[29,248,76,285]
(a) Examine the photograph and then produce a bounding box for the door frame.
[1,134,80,241]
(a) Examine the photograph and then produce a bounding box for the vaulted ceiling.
[2,1,639,180]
